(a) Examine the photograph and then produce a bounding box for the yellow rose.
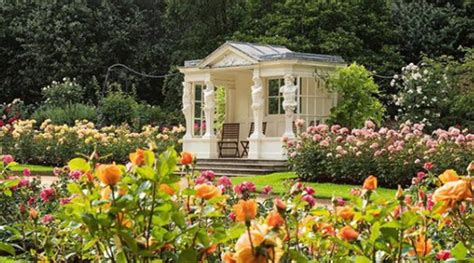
[363,175,377,190]
[194,184,221,200]
[432,179,472,213]
[438,169,459,184]
[96,164,122,186]
[233,199,257,222]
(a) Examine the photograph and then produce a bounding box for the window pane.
[279,97,285,114]
[194,102,201,118]
[268,79,280,96]
[268,97,279,114]
[195,85,202,100]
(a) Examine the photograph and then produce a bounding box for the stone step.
[195,163,288,170]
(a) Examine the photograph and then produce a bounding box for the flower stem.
[246,223,255,256]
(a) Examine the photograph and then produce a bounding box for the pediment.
[197,44,258,68]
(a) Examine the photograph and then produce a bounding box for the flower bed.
[0,150,473,262]
[286,120,474,188]
[0,119,184,166]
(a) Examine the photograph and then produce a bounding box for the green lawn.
[10,164,54,172]
[231,172,397,200]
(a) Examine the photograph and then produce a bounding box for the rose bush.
[0,119,184,165]
[287,120,474,188]
[0,149,473,262]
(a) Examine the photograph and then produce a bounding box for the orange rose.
[117,212,133,228]
[221,252,236,263]
[195,184,221,200]
[408,235,432,257]
[432,179,472,213]
[96,164,122,186]
[336,206,354,220]
[266,211,285,228]
[234,224,282,263]
[363,175,377,190]
[467,161,474,174]
[160,184,175,195]
[233,199,257,222]
[317,223,335,236]
[180,151,194,165]
[438,169,459,184]
[129,149,145,166]
[29,207,39,220]
[338,225,359,241]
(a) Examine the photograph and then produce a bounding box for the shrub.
[0,119,184,166]
[31,103,98,125]
[391,49,474,130]
[0,150,473,261]
[327,63,385,128]
[41,78,85,107]
[98,91,139,126]
[286,120,474,188]
[0,99,29,127]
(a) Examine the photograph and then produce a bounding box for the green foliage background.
[0,0,473,125]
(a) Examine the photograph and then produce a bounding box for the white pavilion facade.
[179,41,345,160]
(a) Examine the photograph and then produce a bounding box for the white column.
[203,80,216,139]
[280,74,297,138]
[182,81,193,139]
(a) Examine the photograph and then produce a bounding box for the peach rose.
[336,206,354,220]
[234,224,282,263]
[438,169,459,184]
[338,225,359,241]
[266,211,285,228]
[29,207,39,220]
[233,199,257,222]
[96,164,122,186]
[129,149,145,166]
[363,175,377,190]
[408,235,432,257]
[432,179,472,213]
[317,223,335,236]
[195,184,221,200]
[180,151,194,165]
[221,251,236,263]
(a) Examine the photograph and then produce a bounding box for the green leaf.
[2,179,19,189]
[177,248,198,263]
[288,249,308,262]
[68,158,91,172]
[67,183,82,194]
[143,150,155,167]
[0,242,15,256]
[401,211,419,228]
[355,256,371,263]
[5,162,18,169]
[451,242,467,260]
[136,166,156,181]
[370,222,381,242]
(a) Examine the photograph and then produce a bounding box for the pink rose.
[435,250,451,260]
[42,214,54,224]
[201,170,215,181]
[69,170,82,180]
[217,176,232,188]
[40,188,56,202]
[23,168,31,177]
[262,185,273,195]
[2,154,14,164]
[302,195,316,207]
